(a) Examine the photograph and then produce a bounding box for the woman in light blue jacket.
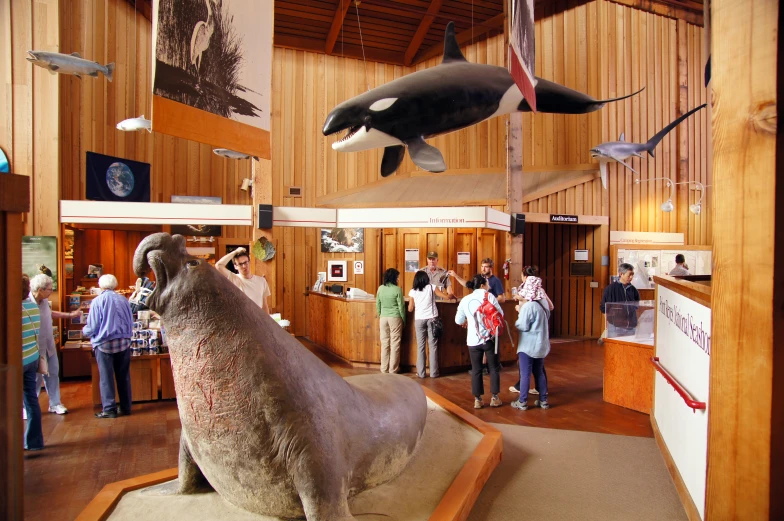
[511,288,551,411]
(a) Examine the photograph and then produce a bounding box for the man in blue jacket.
[83,274,134,419]
[599,263,641,342]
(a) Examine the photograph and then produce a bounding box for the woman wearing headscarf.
[510,266,553,395]
[511,275,552,411]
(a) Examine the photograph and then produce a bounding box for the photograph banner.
[86,152,151,203]
[22,236,58,290]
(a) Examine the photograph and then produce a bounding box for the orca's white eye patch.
[369,98,398,112]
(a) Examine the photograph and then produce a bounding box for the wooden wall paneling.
[707,0,780,518]
[448,228,477,299]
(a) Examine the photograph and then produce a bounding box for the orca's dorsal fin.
[618,132,625,141]
[70,52,81,58]
[442,22,467,64]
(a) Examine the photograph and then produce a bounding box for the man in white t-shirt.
[216,247,271,313]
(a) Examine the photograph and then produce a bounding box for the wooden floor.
[23,338,652,521]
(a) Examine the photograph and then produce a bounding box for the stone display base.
[76,388,502,521]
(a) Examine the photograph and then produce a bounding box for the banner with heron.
[152,0,272,158]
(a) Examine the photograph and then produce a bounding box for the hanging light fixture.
[686,181,706,215]
[636,177,675,212]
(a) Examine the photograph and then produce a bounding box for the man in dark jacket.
[599,263,641,341]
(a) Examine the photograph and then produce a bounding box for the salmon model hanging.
[322,22,643,177]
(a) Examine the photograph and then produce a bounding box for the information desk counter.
[307,291,520,373]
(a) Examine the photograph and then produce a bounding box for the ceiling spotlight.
[661,199,674,212]
[240,178,253,191]
[689,203,701,215]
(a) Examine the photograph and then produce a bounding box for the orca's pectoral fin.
[405,137,446,173]
[632,152,645,159]
[380,145,406,177]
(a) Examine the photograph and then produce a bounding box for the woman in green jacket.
[376,268,405,373]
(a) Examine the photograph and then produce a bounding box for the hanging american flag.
[509,0,537,112]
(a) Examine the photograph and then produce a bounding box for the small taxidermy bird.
[38,264,53,277]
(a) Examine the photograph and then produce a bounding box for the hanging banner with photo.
[509,0,536,112]
[22,236,58,290]
[86,152,151,202]
[151,0,272,159]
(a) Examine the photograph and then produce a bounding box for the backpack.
[471,291,513,353]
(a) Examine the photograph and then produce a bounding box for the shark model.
[590,103,706,189]
[322,22,643,177]
[27,51,114,81]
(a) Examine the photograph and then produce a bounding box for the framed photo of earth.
[86,151,151,202]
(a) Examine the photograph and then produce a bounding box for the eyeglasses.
[236,261,249,267]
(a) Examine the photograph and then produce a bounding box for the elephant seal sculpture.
[133,233,427,520]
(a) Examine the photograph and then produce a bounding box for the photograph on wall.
[63,228,75,259]
[321,228,364,253]
[405,260,419,273]
[86,152,151,202]
[22,236,58,290]
[152,0,272,131]
[171,195,222,204]
[171,224,222,237]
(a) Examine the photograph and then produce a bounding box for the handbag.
[428,286,443,338]
[23,306,48,375]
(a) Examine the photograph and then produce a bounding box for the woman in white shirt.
[455,274,504,409]
[408,270,448,378]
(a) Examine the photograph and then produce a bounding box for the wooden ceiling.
[128,0,703,67]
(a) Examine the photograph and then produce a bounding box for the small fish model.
[590,104,706,189]
[323,22,643,177]
[213,148,259,160]
[117,115,152,133]
[26,51,114,81]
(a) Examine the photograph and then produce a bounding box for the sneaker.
[23,408,27,420]
[117,408,131,417]
[490,396,502,407]
[95,410,117,419]
[474,398,484,409]
[48,404,68,415]
[535,399,550,409]
[530,388,540,395]
[511,400,528,411]
[508,386,520,393]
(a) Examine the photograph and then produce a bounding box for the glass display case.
[605,300,655,345]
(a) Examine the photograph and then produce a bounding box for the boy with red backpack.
[455,274,506,409]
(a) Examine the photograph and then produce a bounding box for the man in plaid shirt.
[83,274,134,419]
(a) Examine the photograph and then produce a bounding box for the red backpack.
[471,291,513,353]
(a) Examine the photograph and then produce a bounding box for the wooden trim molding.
[652,275,711,309]
[75,388,501,521]
[151,96,271,160]
[651,416,702,521]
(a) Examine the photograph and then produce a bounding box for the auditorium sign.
[550,214,578,223]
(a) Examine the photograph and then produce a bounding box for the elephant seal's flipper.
[147,434,213,496]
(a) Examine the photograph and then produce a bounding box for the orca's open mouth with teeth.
[339,125,362,143]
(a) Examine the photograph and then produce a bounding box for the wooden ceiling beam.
[413,12,505,65]
[276,34,406,65]
[403,0,444,66]
[607,0,704,26]
[325,0,354,54]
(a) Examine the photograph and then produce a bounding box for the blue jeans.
[23,360,44,450]
[35,350,61,407]
[518,352,548,404]
[95,348,132,413]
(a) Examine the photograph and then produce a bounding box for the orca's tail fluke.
[519,79,644,114]
[643,103,707,157]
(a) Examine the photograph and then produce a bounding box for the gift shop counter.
[307,291,520,373]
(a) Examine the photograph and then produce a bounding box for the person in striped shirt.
[21,274,44,451]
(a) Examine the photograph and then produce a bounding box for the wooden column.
[506,0,522,292]
[252,159,276,311]
[0,174,31,521]
[676,19,690,240]
[706,1,781,519]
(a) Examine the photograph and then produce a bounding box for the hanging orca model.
[322,22,643,177]
[590,103,706,189]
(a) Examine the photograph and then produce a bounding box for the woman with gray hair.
[28,274,82,415]
[82,274,134,418]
